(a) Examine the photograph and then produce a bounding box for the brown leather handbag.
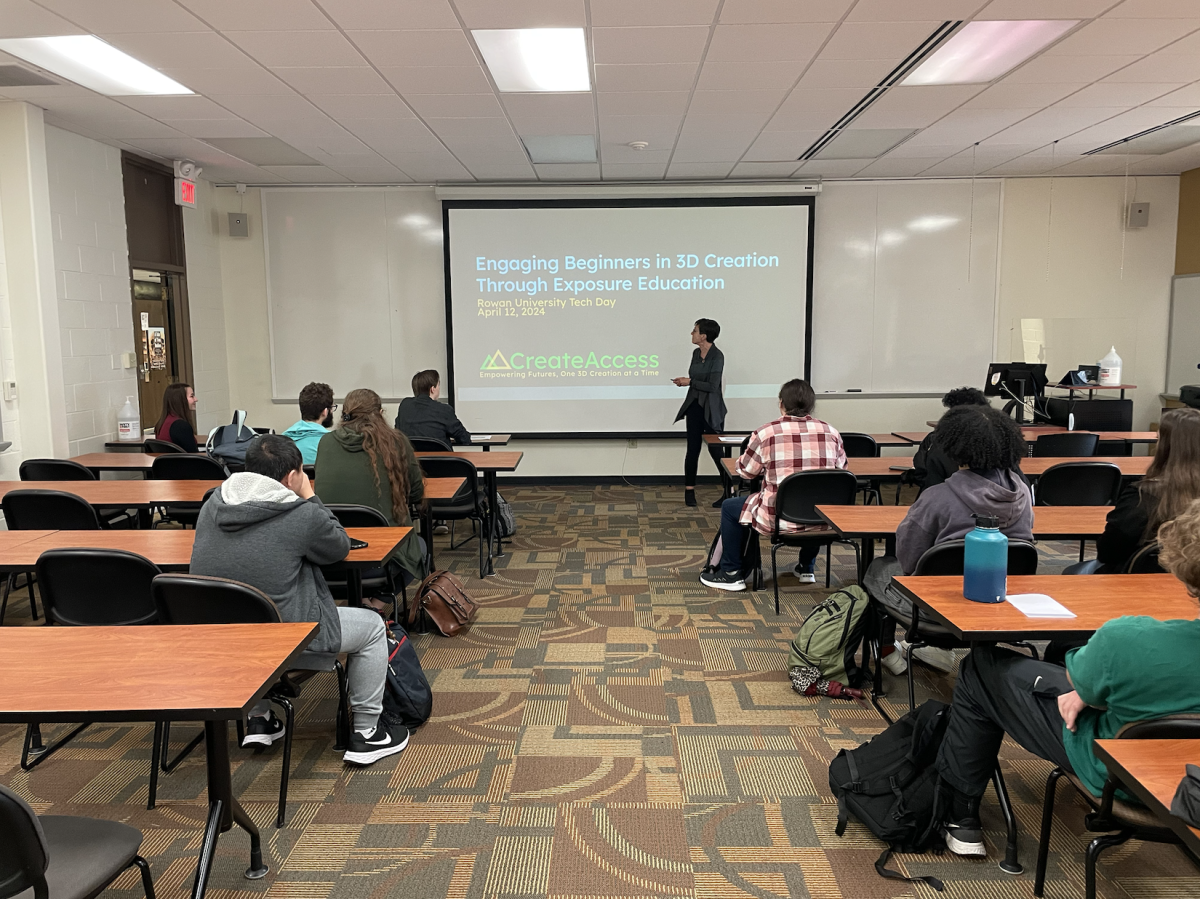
[407,570,478,637]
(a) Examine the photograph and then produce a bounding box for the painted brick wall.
[0,189,20,478]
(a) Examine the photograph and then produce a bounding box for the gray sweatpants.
[251,606,388,734]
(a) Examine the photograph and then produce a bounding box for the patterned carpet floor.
[1,484,1198,898]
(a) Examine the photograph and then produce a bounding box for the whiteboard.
[810,180,1001,393]
[1168,274,1200,395]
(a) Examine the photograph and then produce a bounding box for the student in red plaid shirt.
[701,379,847,591]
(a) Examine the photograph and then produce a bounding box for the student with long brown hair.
[1095,406,1200,572]
[314,388,426,584]
[154,382,198,452]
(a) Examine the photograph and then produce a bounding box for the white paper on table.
[1006,593,1076,619]
[471,435,492,441]
[719,435,744,443]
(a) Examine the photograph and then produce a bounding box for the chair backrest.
[418,455,480,503]
[1032,432,1099,457]
[18,458,95,482]
[152,573,281,624]
[36,548,159,627]
[327,503,390,529]
[0,784,48,899]
[1117,713,1200,740]
[1126,541,1165,574]
[841,432,880,458]
[409,436,452,452]
[1035,461,1123,506]
[773,469,859,530]
[1,489,100,530]
[151,454,227,480]
[144,438,186,454]
[912,538,1040,576]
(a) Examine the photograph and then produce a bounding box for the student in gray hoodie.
[865,405,1033,674]
[191,434,409,766]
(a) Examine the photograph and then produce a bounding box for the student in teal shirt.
[931,497,1200,859]
[282,382,334,465]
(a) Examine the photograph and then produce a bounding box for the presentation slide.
[445,199,812,436]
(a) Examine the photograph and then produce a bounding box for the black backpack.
[828,700,952,890]
[380,625,433,730]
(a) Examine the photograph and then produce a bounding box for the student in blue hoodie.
[283,382,334,465]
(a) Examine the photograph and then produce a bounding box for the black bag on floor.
[495,492,516,538]
[701,526,761,580]
[380,624,432,730]
[828,699,952,890]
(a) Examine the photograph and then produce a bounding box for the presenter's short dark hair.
[412,370,440,396]
[695,318,720,342]
[298,382,333,421]
[935,405,1026,471]
[246,434,303,483]
[942,386,989,409]
[779,379,815,417]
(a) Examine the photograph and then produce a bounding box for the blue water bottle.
[963,513,1007,603]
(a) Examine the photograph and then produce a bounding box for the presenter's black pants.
[683,401,724,487]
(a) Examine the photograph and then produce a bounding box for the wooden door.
[132,272,174,431]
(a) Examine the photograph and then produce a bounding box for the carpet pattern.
[1,485,1197,898]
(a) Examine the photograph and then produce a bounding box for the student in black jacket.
[1094,406,1200,572]
[910,386,991,492]
[394,369,471,447]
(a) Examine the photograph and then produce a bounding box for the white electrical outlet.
[121,352,136,369]
[3,380,16,402]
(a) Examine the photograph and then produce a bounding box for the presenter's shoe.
[684,490,697,507]
[792,564,817,584]
[242,711,286,747]
[699,569,746,592]
[343,723,410,766]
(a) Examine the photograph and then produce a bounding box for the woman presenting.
[673,318,727,507]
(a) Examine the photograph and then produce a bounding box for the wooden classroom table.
[889,573,1197,643]
[0,479,223,507]
[913,426,1158,444]
[415,451,522,575]
[703,432,912,455]
[0,621,317,899]
[1094,739,1200,858]
[72,451,164,472]
[469,433,510,451]
[722,456,1153,482]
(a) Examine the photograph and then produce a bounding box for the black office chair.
[19,458,135,530]
[143,438,186,454]
[419,455,489,579]
[150,455,227,528]
[323,504,407,618]
[1034,714,1200,899]
[0,490,101,624]
[20,548,160,772]
[1033,432,1099,457]
[1126,541,1164,574]
[769,470,862,614]
[408,436,452,452]
[1035,461,1122,561]
[151,574,350,828]
[0,784,156,899]
[841,432,882,505]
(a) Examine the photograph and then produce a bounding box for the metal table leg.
[485,470,500,575]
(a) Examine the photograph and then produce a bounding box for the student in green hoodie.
[314,387,426,586]
[283,382,334,465]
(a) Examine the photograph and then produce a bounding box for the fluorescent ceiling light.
[902,20,1078,86]
[812,129,915,160]
[473,28,590,92]
[522,135,596,163]
[0,35,192,96]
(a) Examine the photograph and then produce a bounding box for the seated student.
[910,387,992,491]
[699,379,847,592]
[1094,406,1200,572]
[933,495,1200,858]
[867,405,1033,675]
[282,382,335,465]
[316,388,426,586]
[395,370,471,447]
[189,434,409,765]
[154,382,198,452]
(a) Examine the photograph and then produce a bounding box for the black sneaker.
[242,711,285,748]
[684,490,697,507]
[343,723,410,766]
[699,569,746,592]
[711,497,725,508]
[941,790,985,857]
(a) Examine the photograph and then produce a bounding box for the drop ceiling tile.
[887,141,964,158]
[666,161,734,178]
[743,131,822,161]
[1047,18,1200,56]
[116,95,231,119]
[593,63,698,91]
[1004,55,1142,83]
[847,0,987,20]
[377,66,491,94]
[965,81,1089,108]
[179,0,334,30]
[1107,0,1200,17]
[599,144,672,163]
[261,164,349,182]
[226,31,365,68]
[344,118,442,146]
[978,0,1113,18]
[729,160,803,177]
[319,0,459,29]
[170,67,293,95]
[171,119,267,138]
[502,92,595,119]
[855,157,946,176]
[796,58,902,90]
[768,89,865,129]
[508,116,597,135]
[0,1,83,38]
[1058,81,1185,106]
[907,107,1041,144]
[689,89,787,114]
[0,83,88,102]
[707,23,833,61]
[349,30,478,68]
[200,164,288,182]
[40,0,208,32]
[423,117,517,143]
[694,61,806,91]
[309,94,416,119]
[1148,82,1200,105]
[819,21,944,60]
[534,162,601,180]
[405,93,505,117]
[672,143,754,163]
[592,26,710,65]
[328,165,414,183]
[378,152,472,181]
[597,114,683,144]
[597,91,692,116]
[1158,30,1200,55]
[465,163,537,181]
[1069,105,1200,146]
[592,0,719,26]
[101,31,253,70]
[853,84,986,128]
[453,0,585,27]
[678,112,771,138]
[1104,53,1200,82]
[273,67,393,95]
[453,149,529,166]
[720,0,851,24]
[210,93,322,120]
[600,161,670,179]
[1052,155,1136,174]
[794,158,869,176]
[987,107,1128,143]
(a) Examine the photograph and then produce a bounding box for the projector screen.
[444,198,813,437]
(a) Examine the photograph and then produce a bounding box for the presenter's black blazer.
[674,345,726,432]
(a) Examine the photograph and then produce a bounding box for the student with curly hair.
[866,404,1033,674]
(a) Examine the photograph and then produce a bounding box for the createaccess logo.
[481,349,511,370]
[481,348,659,371]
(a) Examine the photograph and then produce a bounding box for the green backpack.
[788,585,870,688]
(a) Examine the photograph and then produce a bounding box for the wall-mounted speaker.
[228,212,249,238]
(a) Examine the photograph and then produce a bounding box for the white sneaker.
[880,649,908,676]
[912,645,957,673]
[792,565,816,584]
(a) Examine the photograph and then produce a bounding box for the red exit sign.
[174,177,196,208]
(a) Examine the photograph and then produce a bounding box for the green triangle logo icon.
[481,349,511,370]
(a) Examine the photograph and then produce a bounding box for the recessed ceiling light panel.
[902,20,1078,86]
[522,135,596,164]
[812,129,916,160]
[473,28,590,92]
[0,35,192,96]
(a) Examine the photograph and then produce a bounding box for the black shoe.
[343,723,410,766]
[699,569,746,592]
[941,790,985,856]
[711,496,725,508]
[684,490,697,507]
[242,711,285,748]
